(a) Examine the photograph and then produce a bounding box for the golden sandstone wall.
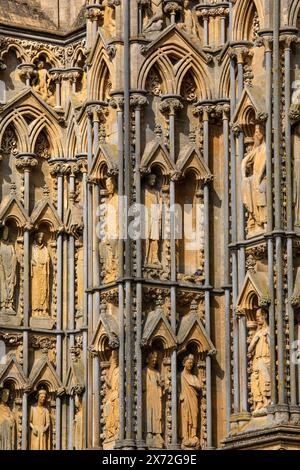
[0,0,300,451]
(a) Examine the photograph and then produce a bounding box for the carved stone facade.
[0,0,299,451]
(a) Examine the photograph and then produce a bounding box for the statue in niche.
[142,0,163,32]
[104,176,119,283]
[31,232,51,317]
[73,394,84,450]
[32,60,54,106]
[0,226,17,315]
[248,308,271,416]
[29,389,51,450]
[293,124,300,229]
[104,350,119,442]
[179,1,200,39]
[179,354,201,449]
[142,350,164,448]
[143,173,162,267]
[242,124,267,234]
[0,387,16,450]
[102,0,117,36]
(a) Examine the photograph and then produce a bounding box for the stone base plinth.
[0,311,22,326]
[30,316,55,330]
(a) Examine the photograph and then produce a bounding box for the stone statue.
[248,308,271,416]
[242,124,267,234]
[143,0,163,32]
[30,389,51,450]
[104,176,119,282]
[143,173,162,266]
[33,60,54,105]
[31,232,51,317]
[179,1,200,39]
[102,0,116,36]
[73,394,84,450]
[179,354,201,449]
[0,387,16,450]
[104,350,119,443]
[0,225,17,314]
[293,124,300,229]
[142,350,164,448]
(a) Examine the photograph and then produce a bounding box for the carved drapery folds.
[140,295,215,449]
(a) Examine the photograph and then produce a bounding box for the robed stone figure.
[30,389,51,450]
[73,394,84,450]
[142,351,164,448]
[143,173,162,266]
[242,124,267,232]
[0,388,16,450]
[0,226,17,314]
[103,176,119,282]
[248,308,271,415]
[179,354,201,448]
[31,233,50,316]
[104,350,119,442]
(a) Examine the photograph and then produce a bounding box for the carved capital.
[289,104,300,124]
[17,63,35,82]
[109,96,124,111]
[228,46,253,64]
[291,294,300,308]
[85,6,104,21]
[130,94,148,109]
[49,162,71,177]
[280,34,298,50]
[159,97,183,115]
[230,122,242,136]
[15,153,38,172]
[164,2,182,15]
[258,297,271,309]
[196,6,229,18]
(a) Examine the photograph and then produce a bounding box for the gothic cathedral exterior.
[0,0,299,451]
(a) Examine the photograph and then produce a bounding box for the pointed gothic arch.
[232,0,264,41]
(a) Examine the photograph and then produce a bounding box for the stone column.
[130,93,147,448]
[0,59,7,103]
[15,153,37,450]
[49,161,68,450]
[17,63,35,88]
[220,103,232,433]
[110,95,126,447]
[49,70,63,111]
[160,96,183,449]
[164,2,182,25]
[86,5,103,45]
[273,2,287,414]
[281,31,298,410]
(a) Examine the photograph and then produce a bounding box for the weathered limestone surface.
[0,0,299,451]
